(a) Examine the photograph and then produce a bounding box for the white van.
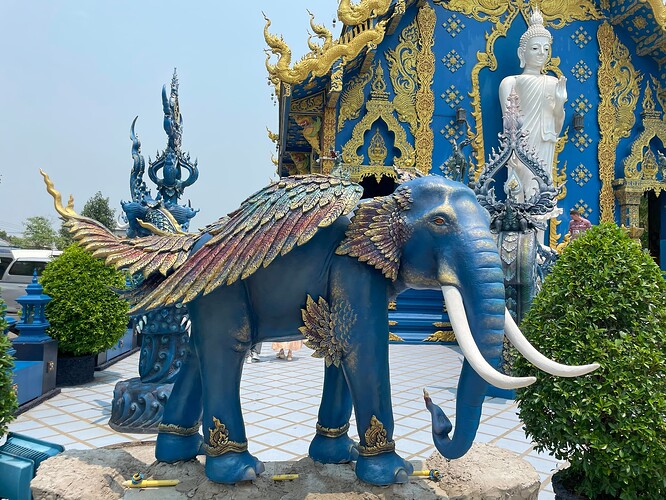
[0,248,62,316]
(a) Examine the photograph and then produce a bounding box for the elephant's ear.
[336,185,413,280]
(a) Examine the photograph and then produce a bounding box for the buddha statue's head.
[518,7,552,71]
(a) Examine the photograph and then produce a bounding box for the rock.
[31,442,539,499]
[427,443,541,499]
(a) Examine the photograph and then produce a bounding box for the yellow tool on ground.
[411,469,441,481]
[272,474,299,481]
[123,472,180,488]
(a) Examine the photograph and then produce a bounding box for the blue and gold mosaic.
[442,14,465,38]
[571,131,593,152]
[570,27,592,49]
[571,94,593,115]
[441,84,463,109]
[571,60,593,83]
[442,49,464,73]
[573,199,593,218]
[571,164,592,187]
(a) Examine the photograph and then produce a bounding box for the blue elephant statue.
[42,171,597,486]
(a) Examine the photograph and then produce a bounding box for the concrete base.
[31,442,540,499]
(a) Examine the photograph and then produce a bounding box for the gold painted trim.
[596,22,642,222]
[358,415,396,456]
[338,68,374,133]
[158,422,201,437]
[204,416,248,457]
[423,330,456,342]
[385,19,419,135]
[316,422,350,438]
[414,3,436,175]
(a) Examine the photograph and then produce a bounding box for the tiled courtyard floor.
[9,344,561,498]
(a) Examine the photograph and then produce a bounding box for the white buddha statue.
[499,7,566,204]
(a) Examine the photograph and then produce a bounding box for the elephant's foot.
[309,433,359,464]
[155,431,203,463]
[205,451,265,484]
[354,451,414,486]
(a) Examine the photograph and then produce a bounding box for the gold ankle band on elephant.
[203,416,248,457]
[157,422,201,437]
[358,415,396,457]
[315,422,350,438]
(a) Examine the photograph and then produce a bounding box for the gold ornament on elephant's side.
[204,417,247,457]
[300,295,356,368]
[358,415,395,456]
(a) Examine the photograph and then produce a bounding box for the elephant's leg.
[155,344,203,462]
[308,363,357,463]
[330,261,413,485]
[189,285,264,484]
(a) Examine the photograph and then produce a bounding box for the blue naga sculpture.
[122,70,199,237]
[42,170,597,486]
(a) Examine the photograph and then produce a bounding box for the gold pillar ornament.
[414,2,436,175]
[597,21,642,222]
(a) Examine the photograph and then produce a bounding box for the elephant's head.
[337,175,598,459]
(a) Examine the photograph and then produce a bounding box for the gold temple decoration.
[358,415,396,456]
[306,10,334,56]
[266,127,279,144]
[613,79,666,232]
[337,0,392,26]
[368,128,389,165]
[294,115,323,154]
[385,19,419,135]
[264,13,388,85]
[157,422,201,436]
[291,93,325,113]
[341,61,415,179]
[338,68,374,132]
[436,0,601,25]
[424,330,456,342]
[597,21,642,222]
[204,417,248,456]
[321,104,338,173]
[316,422,350,438]
[289,152,311,175]
[388,332,404,341]
[414,2,436,174]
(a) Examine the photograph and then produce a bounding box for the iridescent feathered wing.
[131,175,363,312]
[41,170,201,280]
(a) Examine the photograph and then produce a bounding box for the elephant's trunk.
[427,228,517,459]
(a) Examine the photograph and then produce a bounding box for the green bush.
[0,300,16,438]
[40,244,129,357]
[514,223,666,499]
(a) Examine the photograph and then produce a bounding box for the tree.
[18,216,59,249]
[81,191,116,231]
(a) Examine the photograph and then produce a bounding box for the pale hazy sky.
[0,0,337,236]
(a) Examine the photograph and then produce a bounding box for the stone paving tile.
[9,344,562,496]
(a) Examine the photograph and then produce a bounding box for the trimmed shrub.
[514,223,666,499]
[0,300,16,438]
[40,244,129,356]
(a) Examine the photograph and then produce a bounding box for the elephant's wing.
[131,175,363,312]
[41,170,202,278]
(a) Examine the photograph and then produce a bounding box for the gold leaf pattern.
[415,3,436,175]
[338,69,373,132]
[358,415,395,456]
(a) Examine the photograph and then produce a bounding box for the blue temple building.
[264,0,666,340]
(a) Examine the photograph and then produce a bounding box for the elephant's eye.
[433,216,446,226]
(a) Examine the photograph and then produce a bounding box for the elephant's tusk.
[442,286,536,390]
[504,309,600,377]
